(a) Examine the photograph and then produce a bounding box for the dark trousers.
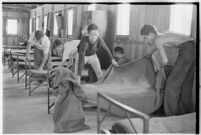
[34,46,51,70]
[164,40,195,116]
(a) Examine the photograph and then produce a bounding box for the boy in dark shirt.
[114,46,130,65]
[76,24,118,83]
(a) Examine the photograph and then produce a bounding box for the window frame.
[6,18,18,36]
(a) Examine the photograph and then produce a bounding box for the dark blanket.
[84,56,166,117]
[48,66,89,133]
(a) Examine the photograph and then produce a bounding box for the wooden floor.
[2,65,121,134]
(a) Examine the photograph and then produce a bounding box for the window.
[7,19,17,35]
[67,9,73,36]
[43,15,48,33]
[169,4,193,35]
[116,4,130,36]
[53,12,59,36]
[35,17,39,30]
[88,4,96,11]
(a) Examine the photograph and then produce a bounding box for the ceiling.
[3,4,43,12]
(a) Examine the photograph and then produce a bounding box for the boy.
[52,39,80,67]
[26,30,51,70]
[113,46,130,65]
[140,24,195,116]
[76,24,118,83]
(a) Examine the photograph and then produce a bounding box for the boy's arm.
[152,55,161,71]
[155,42,168,66]
[145,46,157,57]
[26,32,35,59]
[99,37,113,60]
[99,37,118,66]
[77,40,87,82]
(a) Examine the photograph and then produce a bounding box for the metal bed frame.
[97,92,150,133]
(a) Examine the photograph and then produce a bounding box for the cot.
[26,56,62,96]
[97,92,196,134]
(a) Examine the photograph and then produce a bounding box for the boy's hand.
[111,59,118,67]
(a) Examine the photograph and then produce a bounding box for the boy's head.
[35,30,44,43]
[87,24,99,44]
[114,46,124,59]
[52,39,64,57]
[140,24,158,45]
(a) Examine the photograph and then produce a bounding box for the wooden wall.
[3,10,29,46]
[29,4,171,59]
[11,4,195,61]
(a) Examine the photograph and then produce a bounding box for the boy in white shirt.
[52,39,80,67]
[26,30,51,70]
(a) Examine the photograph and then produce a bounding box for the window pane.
[7,19,17,35]
[53,13,59,36]
[88,4,96,11]
[169,4,193,35]
[116,4,130,35]
[43,15,48,33]
[68,9,73,36]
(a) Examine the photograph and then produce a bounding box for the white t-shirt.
[28,31,50,54]
[62,40,80,61]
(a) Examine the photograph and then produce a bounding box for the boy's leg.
[44,52,51,70]
[179,60,195,114]
[164,42,194,116]
[75,53,88,75]
[88,54,103,80]
[34,47,42,69]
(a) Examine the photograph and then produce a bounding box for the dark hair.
[140,24,158,35]
[35,30,44,40]
[52,39,63,49]
[114,46,124,54]
[87,24,98,32]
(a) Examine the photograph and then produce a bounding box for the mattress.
[111,112,196,133]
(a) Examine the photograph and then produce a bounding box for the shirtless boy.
[140,24,195,116]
